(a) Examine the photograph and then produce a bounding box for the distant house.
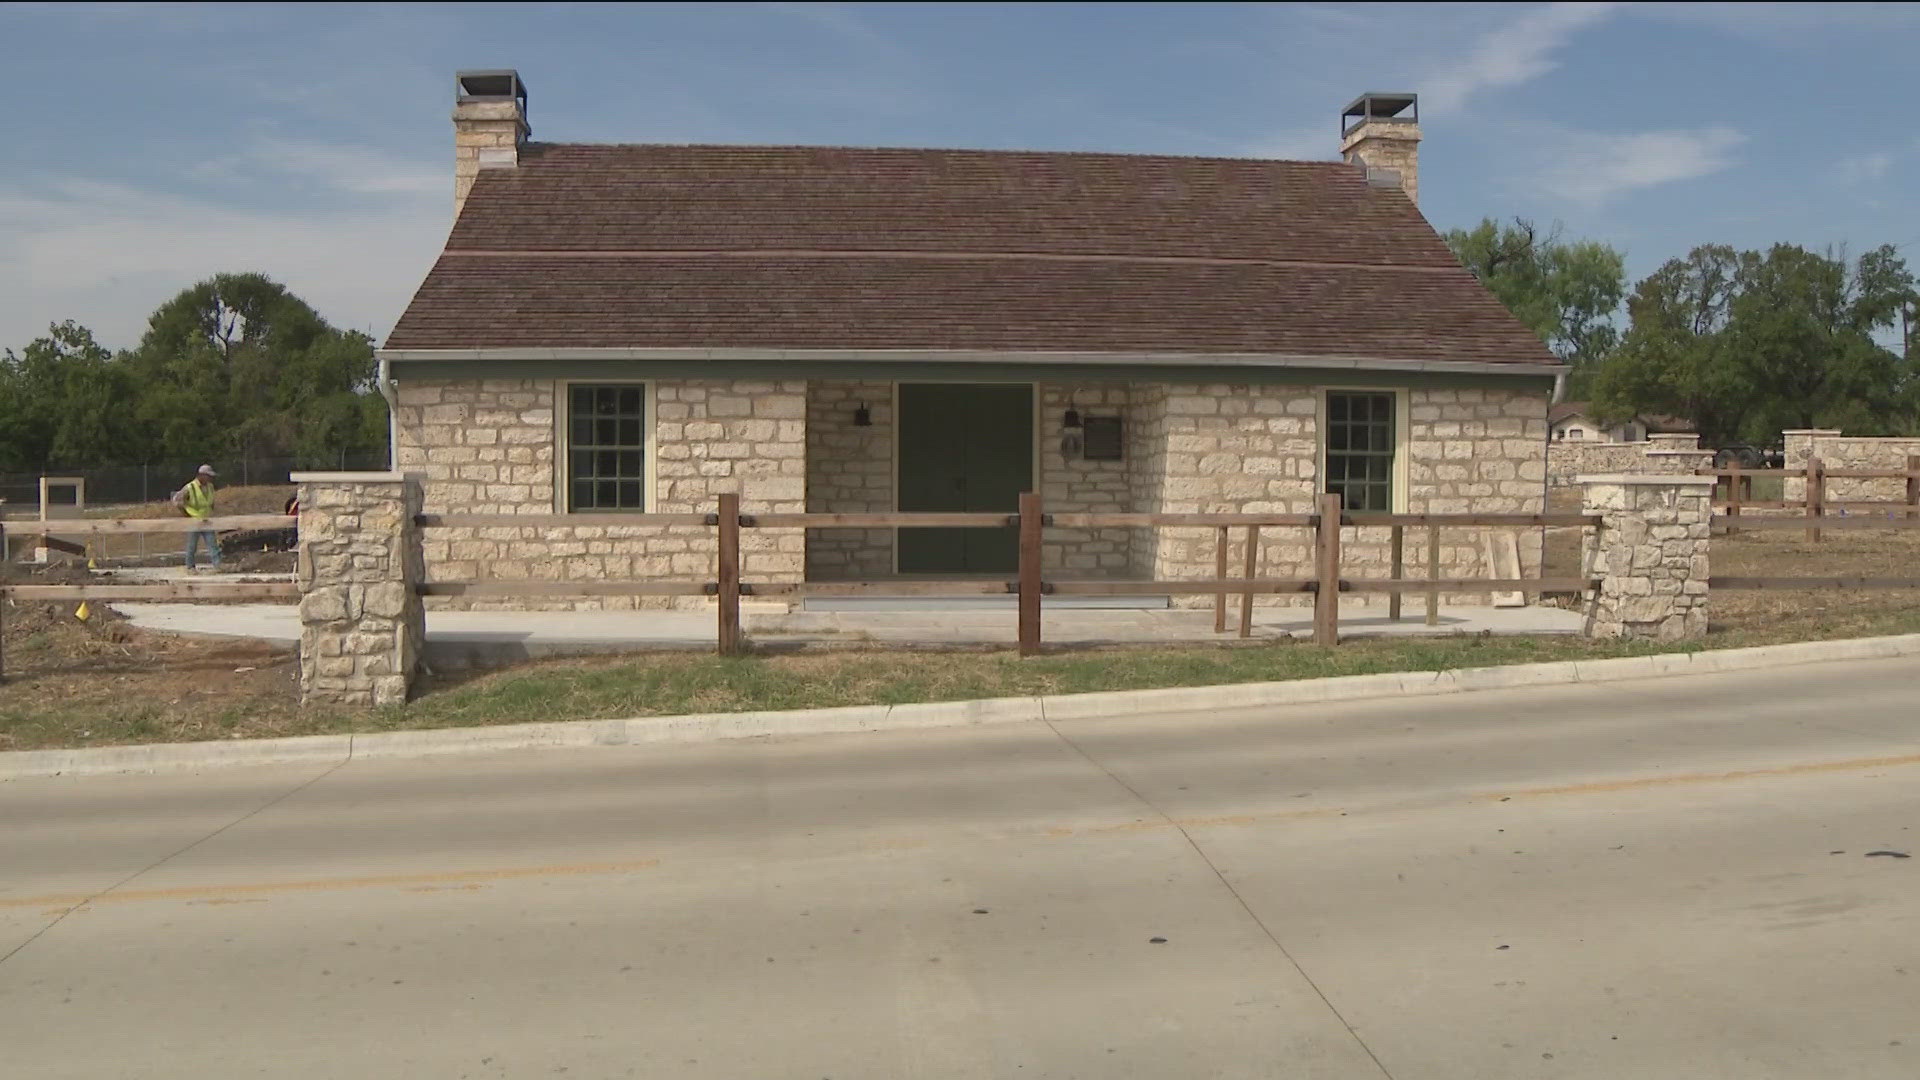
[380,73,1563,606]
[1549,403,1687,444]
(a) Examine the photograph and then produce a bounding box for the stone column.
[293,472,425,707]
[1643,432,1715,476]
[1782,429,1842,504]
[1579,474,1714,641]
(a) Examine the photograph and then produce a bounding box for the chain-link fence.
[0,452,389,513]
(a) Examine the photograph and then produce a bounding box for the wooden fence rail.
[1703,455,1920,540]
[0,498,1603,682]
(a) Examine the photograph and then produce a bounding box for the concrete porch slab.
[108,601,1586,668]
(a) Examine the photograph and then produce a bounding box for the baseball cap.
[197,465,217,476]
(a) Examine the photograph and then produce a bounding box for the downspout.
[377,353,399,470]
[1550,368,1568,405]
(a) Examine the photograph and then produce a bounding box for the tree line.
[1445,219,1920,445]
[0,273,389,474]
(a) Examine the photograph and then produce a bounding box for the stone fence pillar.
[293,471,424,707]
[1643,432,1715,476]
[1782,429,1842,503]
[1579,474,1715,641]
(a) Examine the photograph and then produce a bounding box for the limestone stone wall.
[1547,434,1713,487]
[1041,384,1132,575]
[295,473,424,707]
[394,374,1555,610]
[395,377,805,610]
[1580,476,1712,641]
[1784,430,1920,504]
[1135,383,1551,607]
[1548,441,1654,488]
[806,380,894,580]
[1125,384,1170,578]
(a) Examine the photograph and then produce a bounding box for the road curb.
[7,633,1919,780]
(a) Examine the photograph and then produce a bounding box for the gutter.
[373,346,1561,380]
[376,353,399,469]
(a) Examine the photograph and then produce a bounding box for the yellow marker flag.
[75,601,91,622]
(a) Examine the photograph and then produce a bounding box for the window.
[1567,427,1584,440]
[567,384,647,512]
[1324,391,1397,512]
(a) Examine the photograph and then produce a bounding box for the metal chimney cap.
[456,69,527,102]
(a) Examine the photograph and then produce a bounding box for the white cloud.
[1423,2,1620,113]
[1835,150,1895,185]
[1240,122,1335,162]
[0,175,448,351]
[215,138,445,196]
[1527,124,1746,205]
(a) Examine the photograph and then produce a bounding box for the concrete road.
[4,657,1919,1079]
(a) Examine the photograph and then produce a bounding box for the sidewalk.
[110,601,1585,666]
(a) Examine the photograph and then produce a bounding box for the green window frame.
[1325,391,1396,513]
[567,384,647,512]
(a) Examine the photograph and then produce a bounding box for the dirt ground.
[0,561,301,750]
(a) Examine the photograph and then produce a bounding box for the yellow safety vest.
[181,481,215,519]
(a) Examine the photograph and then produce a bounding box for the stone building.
[380,72,1565,609]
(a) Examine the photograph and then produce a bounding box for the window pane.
[1325,392,1396,512]
[567,384,647,511]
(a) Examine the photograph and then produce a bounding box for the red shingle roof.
[386,143,1561,367]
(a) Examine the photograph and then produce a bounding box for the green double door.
[897,383,1034,574]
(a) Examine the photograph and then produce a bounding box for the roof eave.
[374,346,1562,378]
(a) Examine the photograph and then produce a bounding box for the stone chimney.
[453,69,530,218]
[1341,92,1421,204]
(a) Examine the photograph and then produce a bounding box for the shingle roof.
[386,143,1561,367]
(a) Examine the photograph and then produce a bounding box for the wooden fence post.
[1313,493,1342,646]
[1213,526,1229,633]
[1018,491,1043,657]
[716,492,743,657]
[1907,455,1919,519]
[1388,524,1404,621]
[1239,525,1260,638]
[1425,524,1441,627]
[1725,462,1741,535]
[1806,455,1824,543]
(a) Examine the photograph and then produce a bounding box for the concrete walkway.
[111,600,1585,664]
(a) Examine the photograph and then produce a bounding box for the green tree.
[1445,217,1626,393]
[1589,245,1749,444]
[0,322,134,472]
[124,273,385,466]
[1592,243,1919,442]
[1731,244,1912,433]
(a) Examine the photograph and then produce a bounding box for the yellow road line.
[3,858,661,911]
[1481,752,1920,802]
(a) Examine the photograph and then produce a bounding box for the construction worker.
[171,465,221,572]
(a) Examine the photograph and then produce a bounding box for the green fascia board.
[389,358,1555,392]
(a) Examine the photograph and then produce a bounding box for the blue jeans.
[185,527,221,570]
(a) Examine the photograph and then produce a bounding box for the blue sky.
[3,1,1917,352]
